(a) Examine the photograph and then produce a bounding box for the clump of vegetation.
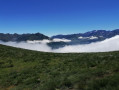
[0,44,119,90]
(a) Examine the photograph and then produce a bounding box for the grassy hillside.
[0,44,119,90]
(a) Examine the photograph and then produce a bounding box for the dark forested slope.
[0,33,49,42]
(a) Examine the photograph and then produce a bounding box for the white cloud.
[0,41,52,52]
[27,39,51,44]
[52,38,71,42]
[54,35,119,53]
[89,36,98,39]
[26,38,71,44]
[78,36,84,39]
[0,35,119,53]
[78,36,98,39]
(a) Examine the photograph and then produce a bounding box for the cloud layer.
[0,41,52,52]
[27,38,71,44]
[0,35,119,53]
[54,35,119,53]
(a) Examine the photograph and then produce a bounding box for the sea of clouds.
[0,35,119,53]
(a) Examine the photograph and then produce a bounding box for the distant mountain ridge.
[0,33,49,42]
[51,29,119,40]
[51,29,119,45]
[0,29,119,49]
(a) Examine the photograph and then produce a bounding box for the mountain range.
[0,33,49,42]
[51,29,119,44]
[0,29,119,49]
[52,29,119,39]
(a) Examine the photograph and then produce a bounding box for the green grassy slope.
[0,44,119,90]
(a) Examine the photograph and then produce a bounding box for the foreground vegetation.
[0,44,119,90]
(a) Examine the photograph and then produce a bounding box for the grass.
[0,44,119,90]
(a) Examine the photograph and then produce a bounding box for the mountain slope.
[0,44,119,90]
[0,33,49,42]
[51,29,119,39]
[51,29,119,45]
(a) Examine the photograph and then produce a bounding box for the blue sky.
[0,0,119,36]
